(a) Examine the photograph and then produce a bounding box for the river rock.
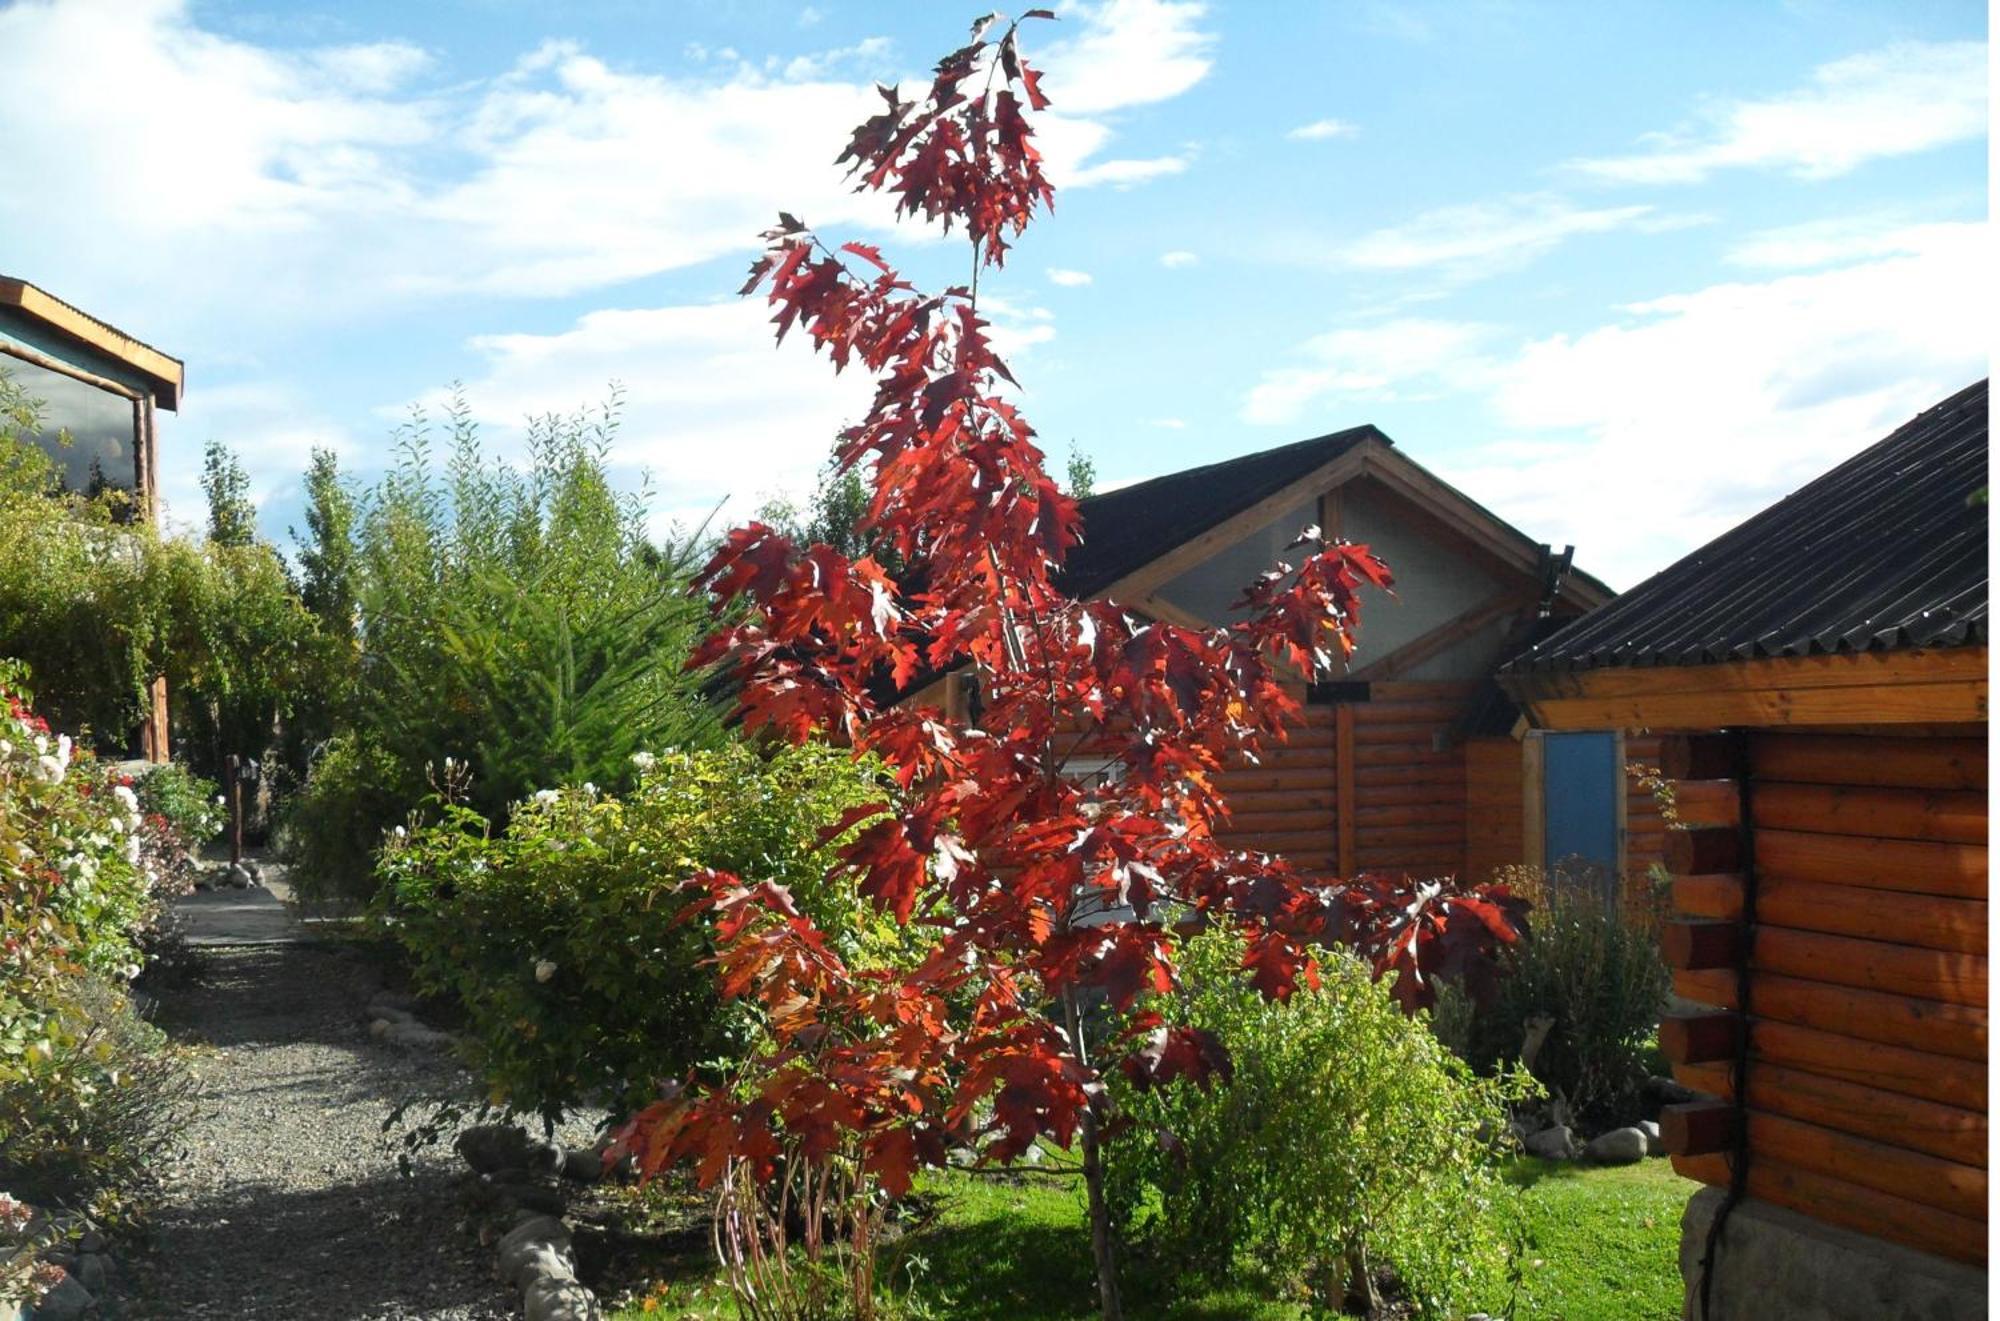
[1524,1124,1578,1160]
[1584,1126,1650,1165]
[524,1272,602,1321]
[1639,1118,1664,1156]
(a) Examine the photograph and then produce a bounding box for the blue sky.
[0,0,1986,586]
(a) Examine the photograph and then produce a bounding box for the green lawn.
[608,1157,1691,1320]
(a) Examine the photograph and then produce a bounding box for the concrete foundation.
[1679,1187,1987,1321]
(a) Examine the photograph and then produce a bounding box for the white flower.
[393,826,407,839]
[124,835,142,865]
[113,784,139,814]
[630,751,656,772]
[582,782,597,796]
[532,788,560,806]
[534,959,557,984]
[33,755,63,784]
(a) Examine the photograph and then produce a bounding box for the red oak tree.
[615,13,1526,1317]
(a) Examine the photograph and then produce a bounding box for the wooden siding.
[1660,727,1989,1265]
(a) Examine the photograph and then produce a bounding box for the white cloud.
[0,0,1201,342]
[1336,193,1659,279]
[1570,40,1987,185]
[1352,224,1981,587]
[441,300,876,537]
[1241,318,1495,425]
[1046,267,1094,287]
[1159,250,1199,268]
[1148,417,1187,429]
[1725,215,1970,270]
[780,35,894,82]
[1034,0,1214,116]
[1287,117,1356,142]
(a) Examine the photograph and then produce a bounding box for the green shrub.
[1106,928,1528,1318]
[0,976,194,1220]
[280,392,724,902]
[0,669,192,1234]
[374,742,895,1123]
[1437,874,1669,1129]
[132,762,225,847]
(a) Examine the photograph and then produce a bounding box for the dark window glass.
[2,352,139,497]
[1543,730,1620,895]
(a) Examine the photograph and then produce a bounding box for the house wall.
[1663,725,1988,1268]
[1462,729,1668,887]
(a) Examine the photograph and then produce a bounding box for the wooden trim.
[1335,704,1356,875]
[1100,442,1377,601]
[1354,451,1612,610]
[0,277,183,409]
[1521,647,1988,700]
[1344,589,1534,683]
[1130,591,1212,632]
[1522,679,1986,730]
[1521,732,1545,871]
[1319,487,1342,541]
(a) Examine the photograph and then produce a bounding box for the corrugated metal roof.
[1505,380,1988,675]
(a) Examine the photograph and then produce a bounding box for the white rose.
[630,751,656,772]
[534,960,557,984]
[532,789,560,806]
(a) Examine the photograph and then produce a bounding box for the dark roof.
[1055,425,1384,598]
[1506,380,1989,675]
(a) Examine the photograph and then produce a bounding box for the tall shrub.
[1108,928,1525,1317]
[281,393,725,901]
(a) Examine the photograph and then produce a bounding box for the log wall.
[1658,726,1989,1266]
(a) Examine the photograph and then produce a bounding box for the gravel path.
[118,942,517,1320]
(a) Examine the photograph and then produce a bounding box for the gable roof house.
[0,277,185,758]
[907,423,1668,888]
[1502,380,1988,1320]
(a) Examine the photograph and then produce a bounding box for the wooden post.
[1335,704,1355,876]
[1521,731,1545,872]
[227,754,244,867]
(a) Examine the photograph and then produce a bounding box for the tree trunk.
[1080,1098,1123,1321]
[1065,990,1123,1321]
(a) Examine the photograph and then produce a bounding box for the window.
[1,350,141,499]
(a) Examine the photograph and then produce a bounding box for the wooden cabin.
[0,276,185,757]
[908,423,1667,887]
[1502,380,1988,1320]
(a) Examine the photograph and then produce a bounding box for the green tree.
[291,446,359,635]
[1065,440,1097,499]
[200,440,256,547]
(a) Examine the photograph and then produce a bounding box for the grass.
[1489,1157,1689,1321]
[607,1157,1691,1320]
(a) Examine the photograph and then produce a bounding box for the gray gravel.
[118,943,516,1320]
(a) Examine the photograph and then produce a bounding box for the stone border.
[456,1125,611,1321]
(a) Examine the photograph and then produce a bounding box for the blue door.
[1543,732,1619,888]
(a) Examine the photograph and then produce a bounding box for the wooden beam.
[1674,969,1986,1062]
[1756,828,1985,898]
[1672,1060,1986,1169]
[1665,827,1741,876]
[1671,779,1740,828]
[1345,589,1535,683]
[1660,1099,1736,1156]
[1521,732,1545,871]
[1516,646,1988,701]
[1663,919,1742,971]
[1521,679,1987,731]
[1750,733,1986,791]
[1660,1010,1741,1064]
[1661,733,1736,781]
[1673,873,1987,954]
[1754,782,1987,845]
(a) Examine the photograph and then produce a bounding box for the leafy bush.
[280,393,724,903]
[0,669,191,1242]
[375,742,894,1122]
[132,762,225,848]
[1436,868,1669,1129]
[1107,928,1526,1318]
[0,976,194,1219]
